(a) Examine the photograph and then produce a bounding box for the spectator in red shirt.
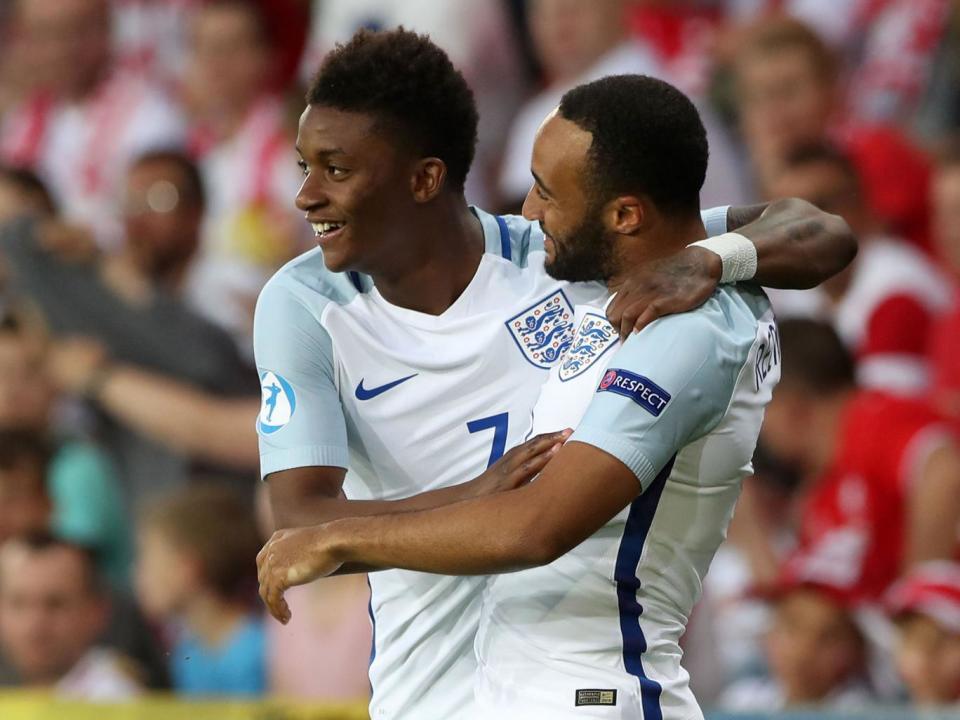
[760,319,960,601]
[929,148,960,427]
[886,562,960,705]
[766,144,952,396]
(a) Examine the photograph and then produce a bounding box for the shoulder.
[472,206,545,268]
[256,247,361,322]
[622,285,771,365]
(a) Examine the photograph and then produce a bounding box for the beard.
[543,205,616,283]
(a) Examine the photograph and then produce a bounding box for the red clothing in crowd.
[790,392,953,602]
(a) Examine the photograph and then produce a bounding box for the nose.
[521,184,543,222]
[295,173,327,213]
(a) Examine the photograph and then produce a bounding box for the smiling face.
[522,112,616,283]
[295,105,426,275]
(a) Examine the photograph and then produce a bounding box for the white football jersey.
[253,206,731,719]
[475,286,780,719]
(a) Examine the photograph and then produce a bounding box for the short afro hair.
[558,74,708,216]
[306,27,478,193]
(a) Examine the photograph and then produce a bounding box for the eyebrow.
[531,170,553,197]
[296,145,346,159]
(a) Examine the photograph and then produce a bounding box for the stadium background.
[0,0,957,717]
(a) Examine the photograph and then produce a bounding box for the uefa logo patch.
[559,312,618,381]
[600,369,617,389]
[504,289,575,369]
[258,370,296,434]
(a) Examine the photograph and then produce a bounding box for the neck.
[607,211,706,292]
[371,199,485,315]
[804,390,854,478]
[181,591,248,648]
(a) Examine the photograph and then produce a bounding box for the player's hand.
[257,526,343,624]
[607,246,722,340]
[467,428,572,498]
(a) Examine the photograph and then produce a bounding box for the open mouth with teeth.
[311,221,346,238]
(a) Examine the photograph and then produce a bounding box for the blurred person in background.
[46,336,259,473]
[0,430,53,543]
[0,307,130,589]
[732,15,935,251]
[929,146,960,428]
[727,0,951,129]
[299,0,526,209]
[0,150,254,504]
[766,144,953,396]
[758,319,960,598]
[498,0,746,212]
[0,427,167,690]
[181,0,307,352]
[0,0,186,247]
[136,483,265,697]
[0,164,55,224]
[720,559,876,710]
[886,562,960,706]
[0,532,143,699]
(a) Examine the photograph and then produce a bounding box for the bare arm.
[727,198,857,290]
[267,430,565,528]
[266,432,567,575]
[46,338,260,470]
[905,440,960,567]
[607,198,857,336]
[258,442,637,620]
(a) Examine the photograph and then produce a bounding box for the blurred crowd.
[0,0,957,711]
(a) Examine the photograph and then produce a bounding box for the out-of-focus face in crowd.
[0,538,106,684]
[0,433,50,543]
[121,155,204,281]
[765,150,871,238]
[528,0,626,83]
[10,0,111,99]
[734,20,835,179]
[931,160,960,277]
[895,613,960,704]
[134,524,195,621]
[185,1,270,116]
[766,588,865,705]
[0,327,52,430]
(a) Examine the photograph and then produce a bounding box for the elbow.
[774,197,858,288]
[516,518,570,569]
[822,211,858,277]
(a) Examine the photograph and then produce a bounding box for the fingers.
[257,536,293,624]
[515,441,562,480]
[631,303,664,335]
[516,429,572,463]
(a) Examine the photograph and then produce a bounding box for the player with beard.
[256,29,853,720]
[260,74,782,719]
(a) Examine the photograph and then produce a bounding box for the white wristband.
[688,232,758,284]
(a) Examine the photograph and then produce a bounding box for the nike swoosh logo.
[355,373,418,401]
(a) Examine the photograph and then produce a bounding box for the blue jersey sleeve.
[569,288,755,491]
[253,276,349,479]
[701,205,730,238]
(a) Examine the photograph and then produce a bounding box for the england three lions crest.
[505,290,575,369]
[559,312,618,381]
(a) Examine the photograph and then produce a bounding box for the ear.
[605,195,645,235]
[410,158,447,203]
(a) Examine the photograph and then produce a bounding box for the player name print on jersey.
[504,289,575,369]
[258,370,296,434]
[559,312,618,381]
